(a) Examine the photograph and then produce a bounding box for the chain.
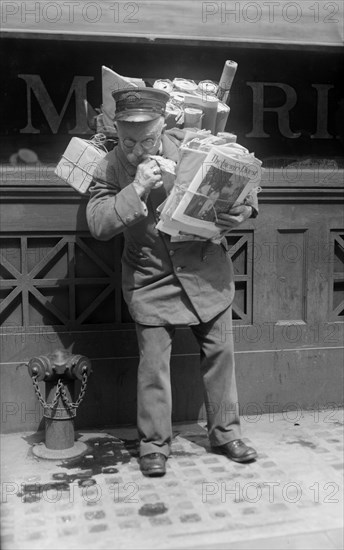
[59,369,88,410]
[31,375,64,409]
[31,369,88,411]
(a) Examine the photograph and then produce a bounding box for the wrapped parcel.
[54,136,107,194]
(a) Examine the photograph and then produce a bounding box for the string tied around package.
[90,133,115,152]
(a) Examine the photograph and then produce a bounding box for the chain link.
[58,369,88,410]
[31,375,64,409]
[30,369,88,411]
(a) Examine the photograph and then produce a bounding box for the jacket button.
[169,250,175,256]
[176,266,182,272]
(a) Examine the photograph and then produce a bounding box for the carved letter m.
[19,75,94,134]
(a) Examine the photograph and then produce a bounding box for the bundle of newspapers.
[156,129,262,242]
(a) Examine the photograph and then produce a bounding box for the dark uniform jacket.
[86,133,258,326]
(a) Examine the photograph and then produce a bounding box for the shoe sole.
[212,448,258,463]
[141,468,166,477]
[227,452,258,463]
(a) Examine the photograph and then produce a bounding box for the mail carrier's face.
[116,117,165,167]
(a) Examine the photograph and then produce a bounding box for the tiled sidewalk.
[1,409,343,550]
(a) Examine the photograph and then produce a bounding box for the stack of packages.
[154,77,229,134]
[152,60,239,135]
[96,61,237,136]
[55,60,262,218]
[156,129,262,242]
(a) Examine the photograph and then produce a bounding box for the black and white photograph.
[1,1,343,549]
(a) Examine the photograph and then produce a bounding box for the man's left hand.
[215,204,253,231]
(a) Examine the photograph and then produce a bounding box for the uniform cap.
[112,88,170,122]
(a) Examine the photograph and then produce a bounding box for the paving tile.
[88,523,108,533]
[209,508,231,519]
[202,457,220,464]
[58,527,77,537]
[179,512,202,523]
[118,519,140,529]
[149,515,173,526]
[1,410,343,550]
[181,468,203,476]
[140,492,161,503]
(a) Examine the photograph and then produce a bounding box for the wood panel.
[1,169,343,433]
[276,229,307,322]
[2,1,343,47]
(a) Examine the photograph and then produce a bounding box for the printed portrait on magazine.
[184,165,249,222]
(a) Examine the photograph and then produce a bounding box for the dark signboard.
[1,37,343,165]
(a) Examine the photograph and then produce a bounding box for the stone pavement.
[1,409,343,550]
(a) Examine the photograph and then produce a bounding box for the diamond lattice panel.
[332,233,344,319]
[0,232,254,327]
[0,234,121,328]
[226,232,253,323]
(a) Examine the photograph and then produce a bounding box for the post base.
[32,441,88,460]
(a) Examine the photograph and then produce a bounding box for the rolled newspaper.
[217,60,238,102]
[170,91,185,105]
[197,80,218,99]
[215,102,230,134]
[154,79,174,93]
[173,78,198,93]
[184,107,203,129]
[184,94,219,134]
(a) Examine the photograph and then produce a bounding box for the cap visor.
[115,111,162,122]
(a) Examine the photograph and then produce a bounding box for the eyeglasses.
[122,136,159,151]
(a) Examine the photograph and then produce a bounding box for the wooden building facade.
[1,2,343,432]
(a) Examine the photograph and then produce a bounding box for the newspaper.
[156,142,262,241]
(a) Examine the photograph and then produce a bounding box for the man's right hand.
[132,158,162,198]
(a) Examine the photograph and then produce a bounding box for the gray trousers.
[136,306,241,457]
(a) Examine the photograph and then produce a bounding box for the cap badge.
[122,91,141,104]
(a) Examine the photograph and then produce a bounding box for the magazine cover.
[168,146,261,239]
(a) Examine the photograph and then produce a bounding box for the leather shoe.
[140,453,167,476]
[212,439,257,463]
